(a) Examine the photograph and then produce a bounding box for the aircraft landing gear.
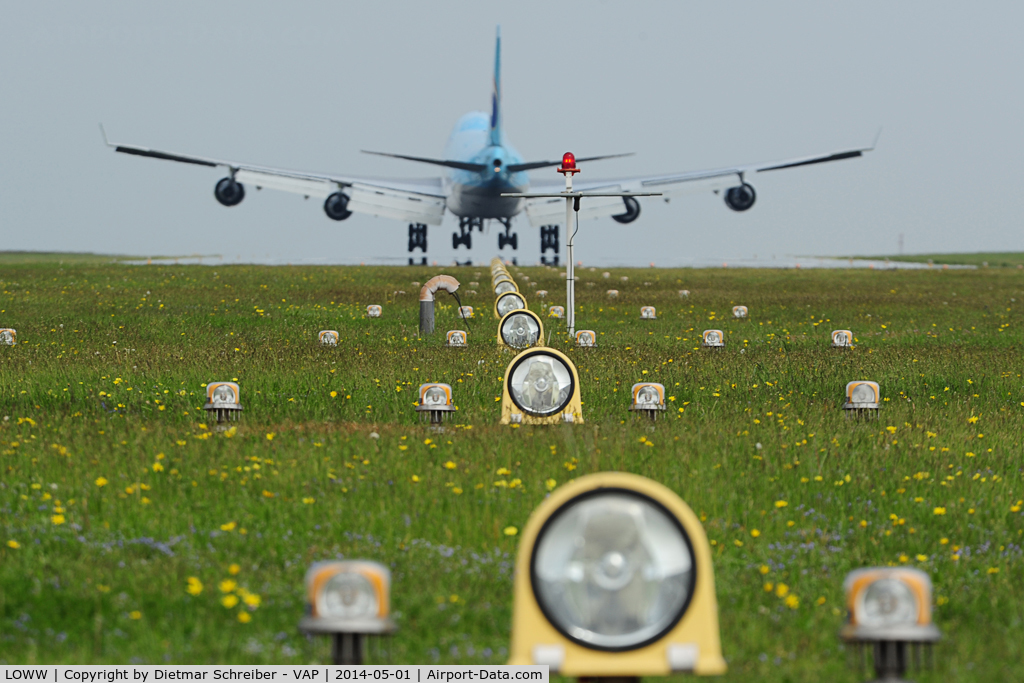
[497,217,518,251]
[540,224,559,266]
[453,216,481,250]
[408,223,427,265]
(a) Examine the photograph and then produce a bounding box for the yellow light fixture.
[415,383,455,423]
[366,305,382,318]
[203,382,242,424]
[575,330,597,348]
[832,329,853,348]
[701,330,724,349]
[498,309,545,350]
[641,306,657,320]
[630,382,666,420]
[500,347,582,424]
[319,330,339,346]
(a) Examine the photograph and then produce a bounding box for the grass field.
[1,258,1022,681]
[859,252,1024,268]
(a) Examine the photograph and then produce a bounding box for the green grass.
[858,251,1024,268]
[1,259,1022,681]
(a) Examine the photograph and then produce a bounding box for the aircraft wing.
[522,142,874,227]
[103,131,447,225]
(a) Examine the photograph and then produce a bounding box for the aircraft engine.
[214,177,245,207]
[324,192,353,221]
[611,196,641,224]
[724,183,756,212]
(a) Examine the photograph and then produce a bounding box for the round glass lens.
[578,332,594,347]
[423,386,448,406]
[321,572,379,620]
[859,578,918,627]
[835,331,849,346]
[495,281,517,295]
[532,491,694,650]
[509,353,572,415]
[502,313,540,349]
[851,384,875,403]
[497,294,525,318]
[636,386,660,405]
[706,331,720,344]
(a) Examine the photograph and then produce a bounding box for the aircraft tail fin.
[490,26,502,146]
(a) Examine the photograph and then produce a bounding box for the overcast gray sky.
[1,1,1021,266]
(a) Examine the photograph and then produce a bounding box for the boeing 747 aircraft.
[104,28,873,264]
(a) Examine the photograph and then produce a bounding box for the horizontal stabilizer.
[362,150,486,173]
[506,153,633,174]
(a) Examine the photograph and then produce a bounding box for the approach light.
[537,289,548,298]
[493,273,514,286]
[558,152,579,175]
[415,382,455,424]
[299,560,397,665]
[843,381,879,417]
[501,347,582,424]
[832,329,854,348]
[641,306,657,320]
[732,306,748,319]
[701,330,724,349]
[458,306,474,319]
[0,328,16,345]
[507,472,726,676]
[607,290,619,298]
[446,330,468,348]
[319,330,339,347]
[549,306,565,319]
[495,281,519,295]
[840,567,940,681]
[679,290,690,297]
[630,382,666,420]
[499,310,544,350]
[575,330,597,348]
[367,305,382,318]
[496,292,528,319]
[603,272,611,279]
[203,381,243,424]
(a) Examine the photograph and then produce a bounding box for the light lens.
[561,152,576,170]
[635,385,661,406]
[423,386,449,406]
[495,281,517,295]
[577,331,595,347]
[851,384,875,403]
[320,572,379,620]
[502,313,540,349]
[834,331,849,346]
[859,578,918,627]
[509,352,573,416]
[532,490,695,650]
[705,331,721,344]
[497,293,525,317]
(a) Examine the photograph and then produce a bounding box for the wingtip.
[871,126,883,150]
[99,123,111,147]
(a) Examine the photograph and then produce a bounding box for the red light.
[561,152,576,170]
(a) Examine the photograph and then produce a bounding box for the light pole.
[503,152,659,337]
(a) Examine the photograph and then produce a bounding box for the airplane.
[103,28,874,265]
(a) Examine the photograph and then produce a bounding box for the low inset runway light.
[458,306,474,319]
[702,330,725,348]
[640,306,657,320]
[446,330,468,347]
[319,330,339,346]
[203,381,243,424]
[602,272,610,279]
[496,292,527,318]
[367,305,382,318]
[679,290,690,297]
[299,560,397,665]
[507,473,726,675]
[495,281,518,295]
[529,282,538,288]
[549,306,565,319]
[843,381,879,417]
[501,348,582,425]
[536,289,548,298]
[630,382,666,420]
[0,328,16,345]
[732,306,748,319]
[832,330,854,348]
[840,567,940,681]
[575,330,596,348]
[621,276,629,282]
[499,310,544,350]
[606,289,619,298]
[415,383,455,424]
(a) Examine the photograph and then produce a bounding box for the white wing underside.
[523,145,872,227]
[107,138,447,225]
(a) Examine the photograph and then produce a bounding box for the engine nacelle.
[214,177,245,207]
[324,192,353,221]
[612,196,641,224]
[724,183,756,212]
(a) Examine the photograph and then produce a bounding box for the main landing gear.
[408,223,427,265]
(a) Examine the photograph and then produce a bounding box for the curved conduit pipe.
[419,275,462,335]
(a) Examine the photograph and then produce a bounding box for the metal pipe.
[565,172,575,336]
[419,275,460,335]
[332,633,363,665]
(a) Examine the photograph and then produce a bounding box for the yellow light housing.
[701,330,725,348]
[630,382,666,419]
[495,280,519,295]
[640,306,657,320]
[844,380,880,409]
[548,306,565,319]
[457,306,475,319]
[732,306,748,319]
[841,567,940,643]
[416,382,455,423]
[366,305,382,318]
[445,330,468,347]
[501,347,582,424]
[498,309,545,350]
[299,560,396,635]
[0,328,16,345]
[832,329,854,348]
[508,472,726,676]
[203,381,242,423]
[495,292,528,319]
[319,330,339,346]
[575,330,597,348]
